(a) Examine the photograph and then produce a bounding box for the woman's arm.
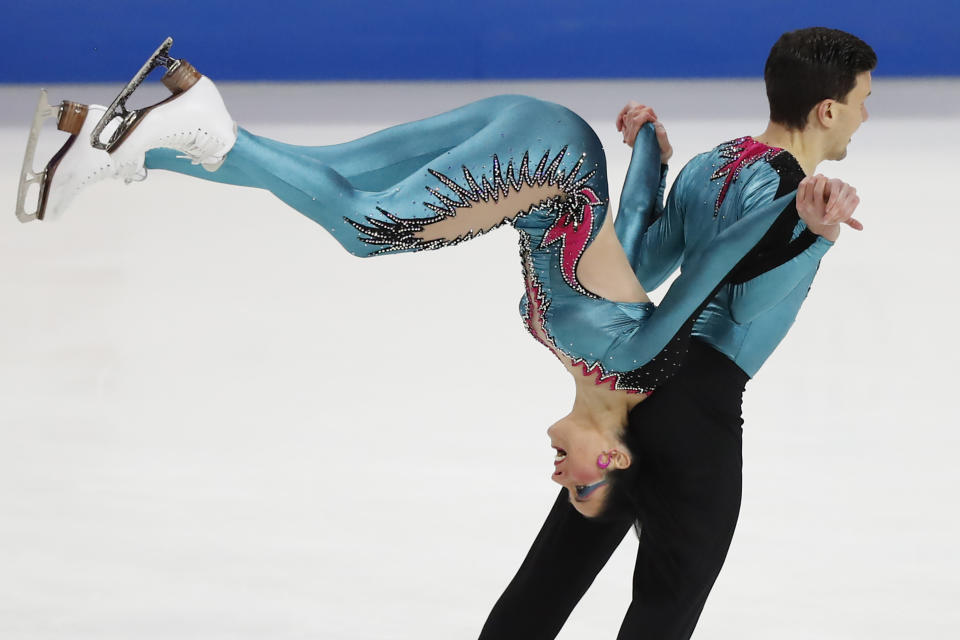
[729,224,832,323]
[606,191,800,373]
[614,111,686,291]
[727,174,860,323]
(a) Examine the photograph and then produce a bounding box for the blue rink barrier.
[1,0,957,82]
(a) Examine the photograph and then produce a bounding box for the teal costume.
[616,133,831,376]
[481,125,835,640]
[145,95,798,389]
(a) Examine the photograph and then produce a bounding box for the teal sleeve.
[729,234,832,323]
[614,124,684,291]
[726,176,834,323]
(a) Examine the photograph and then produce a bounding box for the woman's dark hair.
[592,418,647,533]
[765,27,877,130]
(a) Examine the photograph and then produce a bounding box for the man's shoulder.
[678,136,804,208]
[679,137,775,179]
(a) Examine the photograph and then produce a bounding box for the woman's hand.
[796,174,863,242]
[615,101,673,164]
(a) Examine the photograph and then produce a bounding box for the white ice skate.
[91,36,237,178]
[15,93,117,222]
[14,37,236,223]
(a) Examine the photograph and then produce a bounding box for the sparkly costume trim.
[349,146,596,255]
[727,150,811,284]
[710,137,784,215]
[540,187,600,297]
[519,231,654,395]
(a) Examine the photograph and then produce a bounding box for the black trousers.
[479,340,749,639]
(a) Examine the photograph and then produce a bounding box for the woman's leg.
[144,94,608,257]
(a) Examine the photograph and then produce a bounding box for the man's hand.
[615,101,673,164]
[796,174,864,243]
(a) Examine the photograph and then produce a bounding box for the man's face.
[827,70,872,161]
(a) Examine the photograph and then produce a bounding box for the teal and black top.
[616,126,831,377]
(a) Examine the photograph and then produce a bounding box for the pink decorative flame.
[711,137,783,213]
[522,186,653,395]
[540,187,600,295]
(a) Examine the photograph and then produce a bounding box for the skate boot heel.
[57,101,88,134]
[162,60,202,95]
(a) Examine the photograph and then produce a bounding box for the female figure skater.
[17,40,794,517]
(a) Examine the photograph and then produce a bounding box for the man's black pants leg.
[479,341,748,640]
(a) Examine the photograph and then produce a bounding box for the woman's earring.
[597,450,618,469]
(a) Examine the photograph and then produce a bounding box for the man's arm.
[728,174,861,323]
[729,230,832,323]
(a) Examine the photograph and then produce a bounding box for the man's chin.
[830,147,849,161]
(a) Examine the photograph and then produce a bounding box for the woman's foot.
[105,70,238,179]
[86,38,237,175]
[16,44,238,223]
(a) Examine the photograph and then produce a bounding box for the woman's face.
[547,420,618,517]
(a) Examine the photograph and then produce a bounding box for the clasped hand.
[616,101,672,164]
[796,174,864,242]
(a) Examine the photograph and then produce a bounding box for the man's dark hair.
[765,27,877,130]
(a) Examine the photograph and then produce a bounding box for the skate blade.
[91,36,193,153]
[15,90,62,223]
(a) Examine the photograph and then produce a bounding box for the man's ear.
[813,99,836,129]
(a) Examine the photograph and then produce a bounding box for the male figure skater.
[479,26,876,640]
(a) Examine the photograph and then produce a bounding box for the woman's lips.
[553,447,567,475]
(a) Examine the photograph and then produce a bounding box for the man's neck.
[754,121,823,175]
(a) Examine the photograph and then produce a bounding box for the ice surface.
[0,78,957,639]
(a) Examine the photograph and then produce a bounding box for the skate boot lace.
[168,129,229,165]
[113,128,229,184]
[123,167,148,184]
